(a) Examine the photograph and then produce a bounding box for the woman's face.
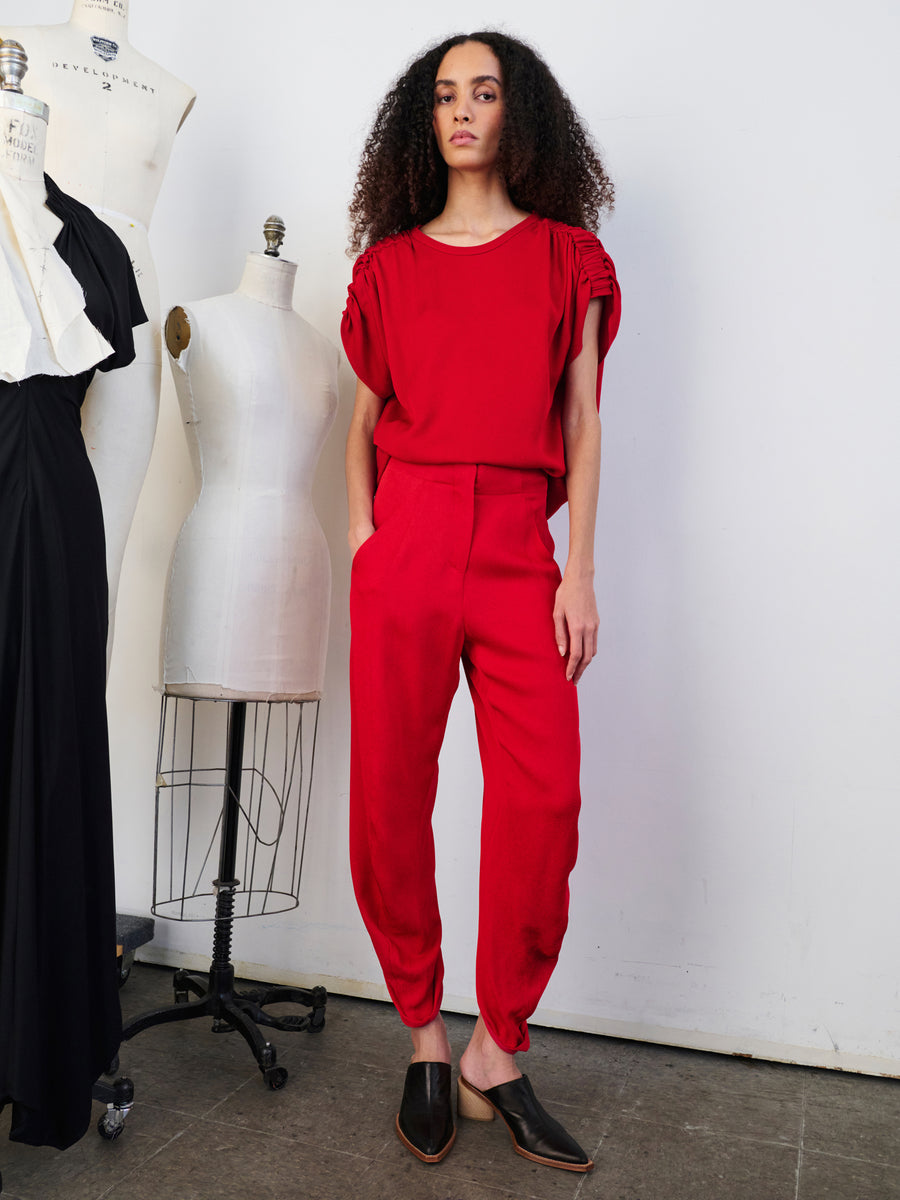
[432,40,505,172]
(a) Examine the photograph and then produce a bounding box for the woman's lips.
[450,131,476,143]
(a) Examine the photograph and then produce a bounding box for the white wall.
[6,0,899,1074]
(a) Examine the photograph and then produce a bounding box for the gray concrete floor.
[2,962,899,1199]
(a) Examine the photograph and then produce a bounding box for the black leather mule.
[396,1061,456,1163]
[458,1073,593,1171]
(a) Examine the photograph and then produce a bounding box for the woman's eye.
[435,94,453,104]
[476,91,496,102]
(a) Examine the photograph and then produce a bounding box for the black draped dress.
[0,176,147,1150]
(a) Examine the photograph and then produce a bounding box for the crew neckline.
[412,212,538,254]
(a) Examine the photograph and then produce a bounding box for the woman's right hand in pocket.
[349,522,376,559]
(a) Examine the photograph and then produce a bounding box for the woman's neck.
[69,0,130,40]
[237,252,297,309]
[428,170,527,242]
[0,101,48,191]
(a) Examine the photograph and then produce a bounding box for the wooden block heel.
[457,1075,496,1121]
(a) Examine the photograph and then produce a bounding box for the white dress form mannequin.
[0,40,114,379]
[163,239,338,700]
[0,62,61,378]
[3,0,196,659]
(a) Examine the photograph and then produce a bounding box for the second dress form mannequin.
[3,0,196,660]
[163,230,338,700]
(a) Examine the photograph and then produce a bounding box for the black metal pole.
[217,700,246,889]
[210,700,246,995]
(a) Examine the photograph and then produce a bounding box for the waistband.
[386,459,548,496]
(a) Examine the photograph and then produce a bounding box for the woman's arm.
[345,377,386,556]
[554,297,603,683]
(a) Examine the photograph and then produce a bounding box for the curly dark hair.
[347,31,614,255]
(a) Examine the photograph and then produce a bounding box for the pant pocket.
[529,500,557,559]
[352,465,422,575]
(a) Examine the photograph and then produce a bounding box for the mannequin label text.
[50,61,156,94]
[2,118,38,167]
[81,0,127,14]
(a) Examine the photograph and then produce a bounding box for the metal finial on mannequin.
[263,215,286,258]
[0,40,27,92]
[0,40,50,121]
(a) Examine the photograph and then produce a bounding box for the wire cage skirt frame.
[121,695,327,1091]
[153,694,317,920]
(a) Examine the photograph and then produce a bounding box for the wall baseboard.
[135,947,900,1080]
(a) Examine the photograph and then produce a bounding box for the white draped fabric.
[0,172,113,381]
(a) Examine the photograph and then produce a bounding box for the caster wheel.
[97,1114,125,1140]
[174,990,189,1004]
[308,1008,326,1033]
[117,950,135,988]
[264,1066,288,1090]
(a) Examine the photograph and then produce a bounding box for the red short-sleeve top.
[341,213,621,513]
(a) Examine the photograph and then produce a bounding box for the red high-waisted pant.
[349,460,581,1054]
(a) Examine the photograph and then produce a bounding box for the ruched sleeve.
[340,249,394,400]
[45,175,148,374]
[565,226,622,397]
[546,222,622,516]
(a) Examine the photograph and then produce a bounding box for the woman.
[342,30,620,1172]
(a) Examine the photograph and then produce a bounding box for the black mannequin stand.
[121,701,326,1089]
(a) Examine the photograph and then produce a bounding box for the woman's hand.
[553,568,599,683]
[346,377,385,561]
[349,521,376,558]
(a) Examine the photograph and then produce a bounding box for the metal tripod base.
[121,963,327,1091]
